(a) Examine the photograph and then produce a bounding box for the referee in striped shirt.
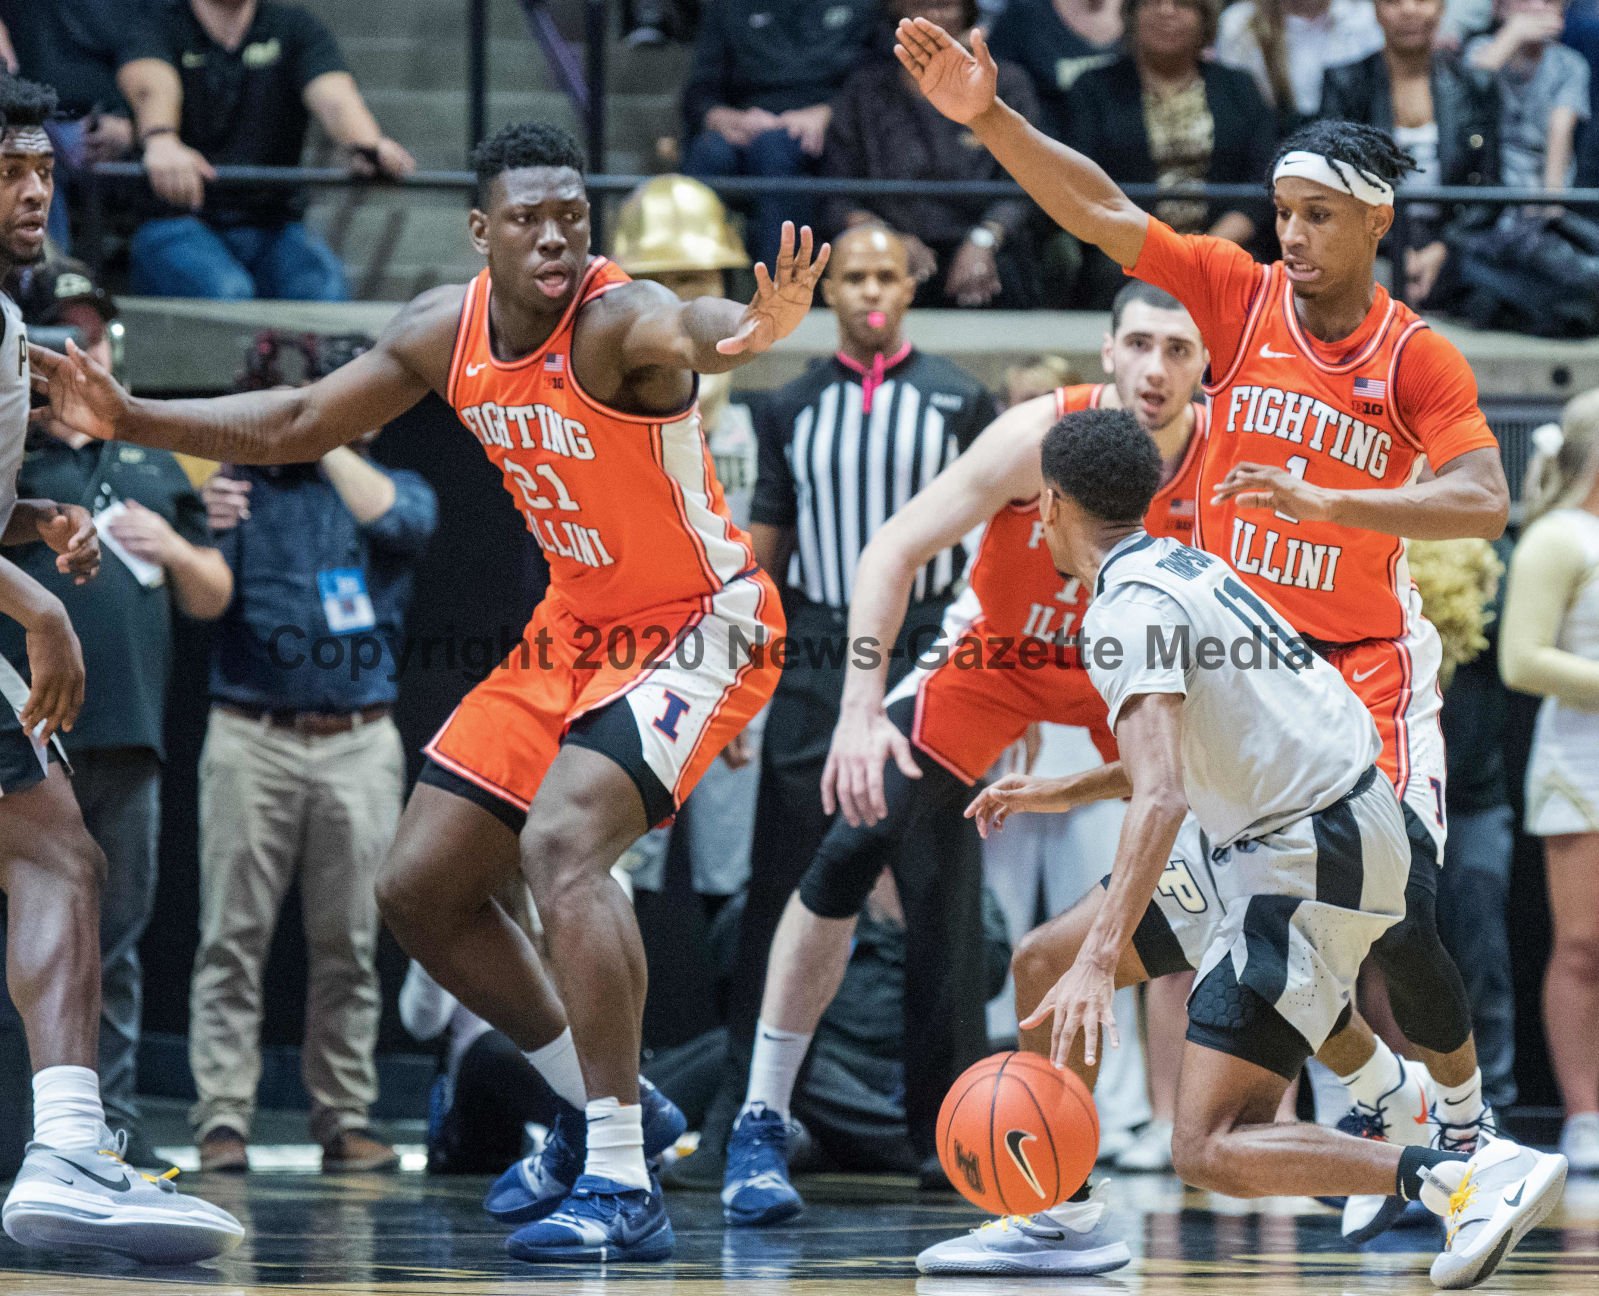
[670,224,995,1183]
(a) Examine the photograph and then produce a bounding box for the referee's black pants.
[721,598,987,1159]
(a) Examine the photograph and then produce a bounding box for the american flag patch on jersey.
[544,353,565,373]
[1353,377,1386,399]
[1169,499,1195,516]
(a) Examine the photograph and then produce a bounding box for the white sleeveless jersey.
[1083,532,1379,846]
[0,294,28,536]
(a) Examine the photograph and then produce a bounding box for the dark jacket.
[1320,50,1500,244]
[821,55,1042,247]
[1064,56,1277,238]
[682,0,878,134]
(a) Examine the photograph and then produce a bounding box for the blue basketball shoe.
[506,1174,674,1263]
[721,1103,802,1227]
[483,1079,686,1225]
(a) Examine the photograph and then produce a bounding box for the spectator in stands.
[188,333,437,1173]
[823,1,1044,308]
[1063,0,1275,306]
[0,2,144,252]
[116,0,415,301]
[607,176,764,919]
[1216,0,1384,127]
[1500,390,1599,1175]
[3,260,230,1170]
[985,0,1123,137]
[682,0,878,265]
[1468,0,1590,199]
[1320,0,1500,305]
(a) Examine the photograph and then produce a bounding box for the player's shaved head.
[827,223,909,279]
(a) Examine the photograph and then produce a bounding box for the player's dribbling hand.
[718,222,831,356]
[821,703,921,828]
[28,340,128,445]
[1020,957,1119,1070]
[21,609,85,742]
[894,17,998,126]
[36,504,100,585]
[1211,461,1338,522]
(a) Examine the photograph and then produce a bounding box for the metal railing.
[77,162,1599,306]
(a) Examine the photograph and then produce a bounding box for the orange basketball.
[936,1051,1100,1215]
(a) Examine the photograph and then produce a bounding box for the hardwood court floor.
[0,1169,1595,1295]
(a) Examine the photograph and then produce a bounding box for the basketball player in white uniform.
[0,76,241,1264]
[918,407,1565,1291]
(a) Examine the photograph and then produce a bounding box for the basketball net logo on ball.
[937,1052,1099,1215]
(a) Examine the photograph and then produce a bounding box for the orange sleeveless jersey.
[1132,218,1497,644]
[446,258,755,624]
[964,383,1208,644]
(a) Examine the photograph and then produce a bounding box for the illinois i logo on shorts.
[653,691,691,741]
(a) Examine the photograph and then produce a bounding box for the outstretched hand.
[893,17,999,125]
[717,221,830,357]
[29,340,128,445]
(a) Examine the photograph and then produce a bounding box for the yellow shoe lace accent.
[1444,1169,1476,1248]
[978,1215,1032,1233]
[99,1147,181,1185]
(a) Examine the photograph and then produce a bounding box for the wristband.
[140,125,177,147]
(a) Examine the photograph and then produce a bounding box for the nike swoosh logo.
[1259,343,1297,360]
[1442,1094,1475,1107]
[1504,1183,1525,1207]
[1413,1081,1430,1125]
[1352,665,1382,683]
[56,1157,131,1192]
[1004,1129,1044,1198]
[466,362,486,376]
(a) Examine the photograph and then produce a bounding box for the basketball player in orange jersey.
[28,121,828,1265]
[722,279,1208,1226]
[896,17,1507,1244]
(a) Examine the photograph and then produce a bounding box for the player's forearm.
[678,297,758,375]
[967,98,1148,268]
[0,557,68,633]
[1325,473,1507,540]
[837,539,920,714]
[1078,787,1186,970]
[120,389,342,465]
[2,501,56,546]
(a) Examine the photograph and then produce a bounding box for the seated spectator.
[1063,0,1276,306]
[1216,0,1384,127]
[0,0,144,253]
[682,0,877,265]
[985,0,1123,137]
[1500,390,1599,1174]
[1320,0,1500,305]
[823,0,1044,308]
[116,0,415,301]
[1469,0,1589,198]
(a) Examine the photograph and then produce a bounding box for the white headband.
[0,127,51,154]
[1273,150,1394,207]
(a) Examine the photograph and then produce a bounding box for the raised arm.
[29,288,457,465]
[824,394,1057,827]
[613,221,831,378]
[894,18,1149,268]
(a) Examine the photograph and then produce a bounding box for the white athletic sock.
[524,1028,587,1111]
[1337,1037,1405,1111]
[582,1097,649,1190]
[743,1021,811,1119]
[32,1065,105,1150]
[1435,1068,1485,1127]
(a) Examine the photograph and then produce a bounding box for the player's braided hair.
[1041,408,1162,524]
[472,120,586,193]
[0,75,58,132]
[1266,119,1416,199]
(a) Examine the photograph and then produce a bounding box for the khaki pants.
[190,706,404,1145]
